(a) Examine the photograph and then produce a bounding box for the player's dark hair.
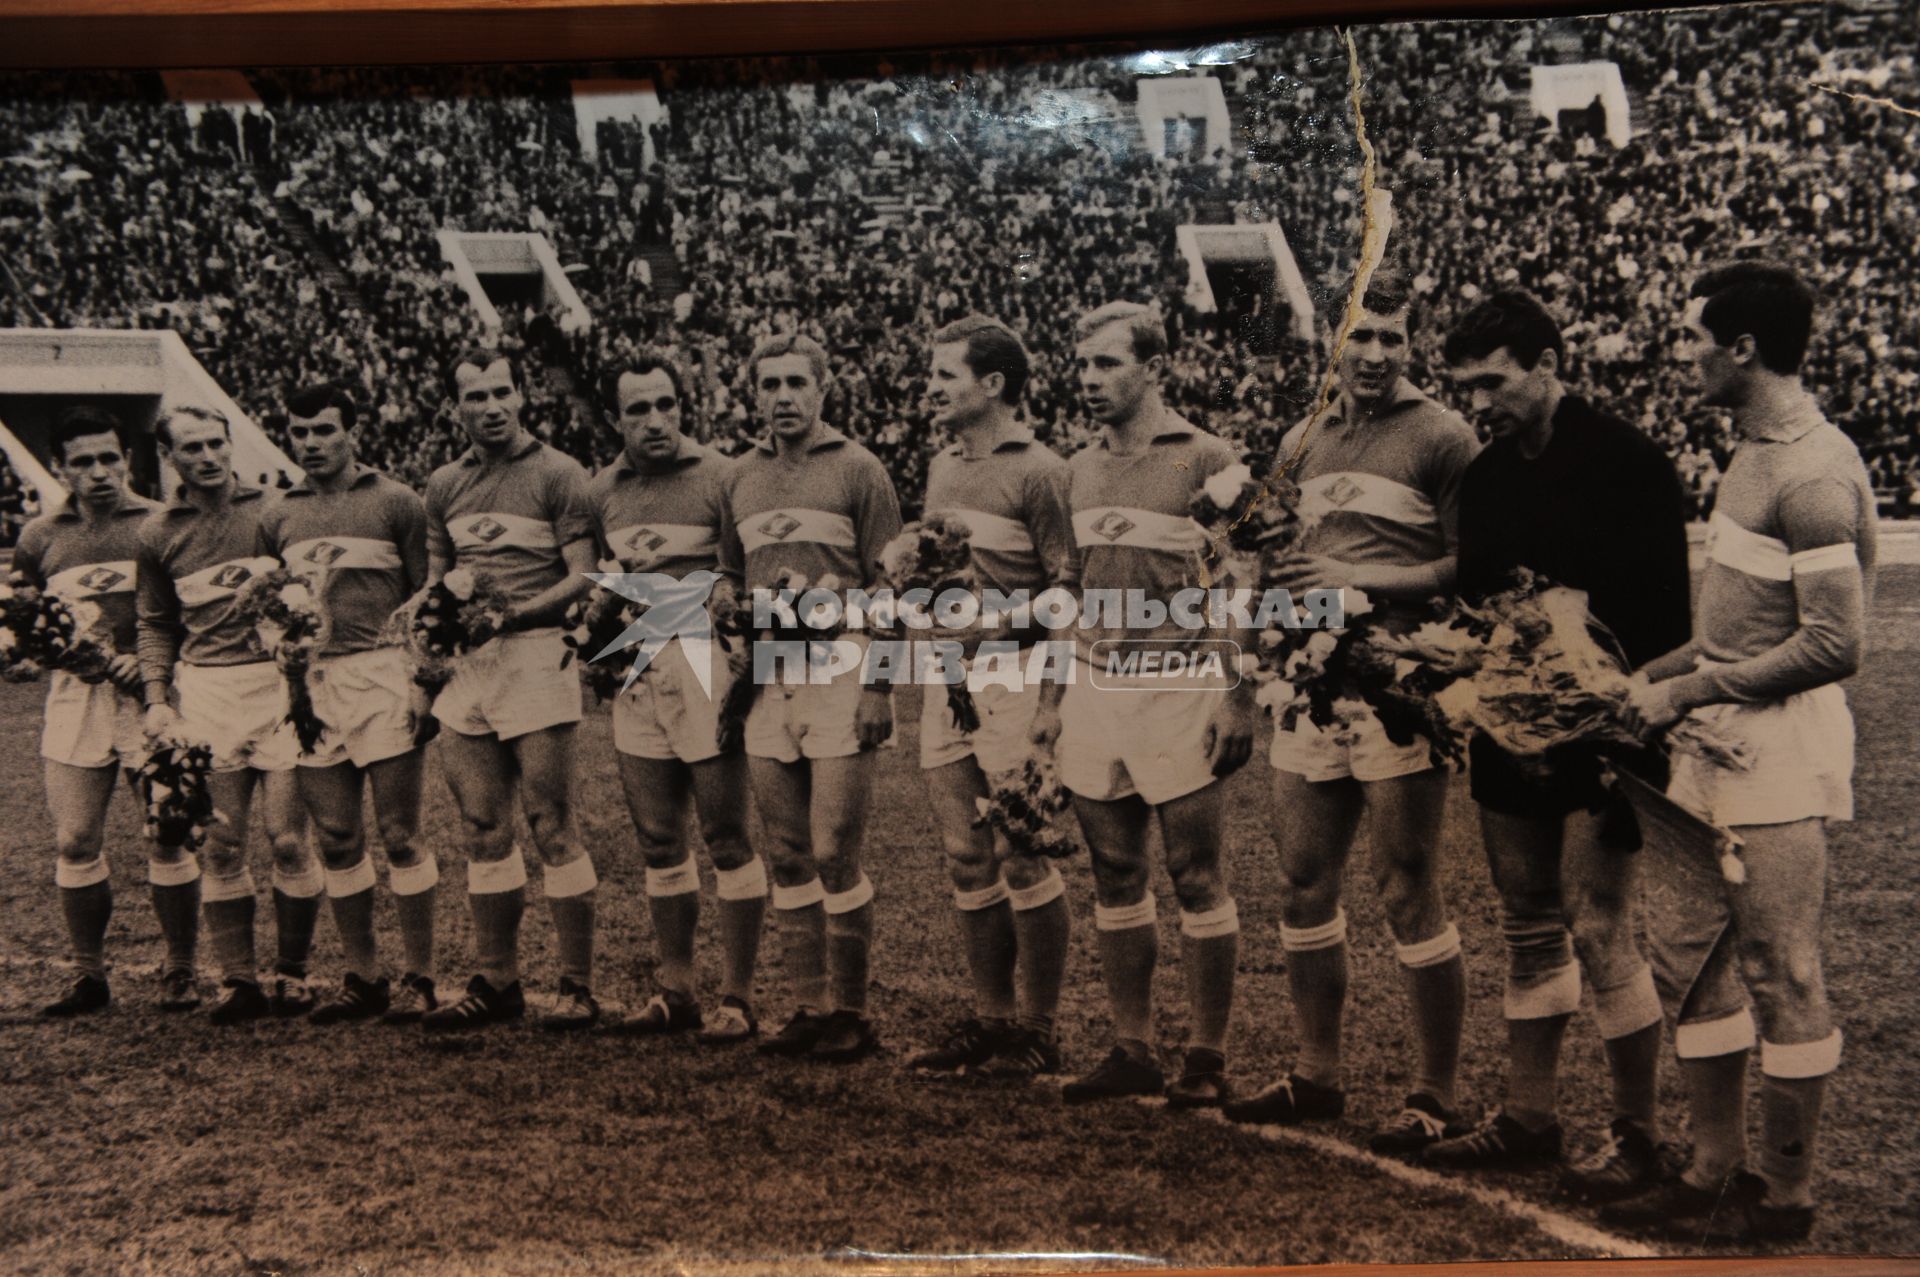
[1357,265,1419,331]
[934,314,1031,404]
[51,405,126,465]
[1074,302,1168,363]
[603,349,693,417]
[1442,290,1565,370]
[444,346,521,398]
[748,332,830,386]
[1689,262,1816,375]
[286,382,360,432]
[156,404,230,449]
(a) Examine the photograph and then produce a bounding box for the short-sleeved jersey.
[1280,382,1480,570]
[13,491,162,654]
[137,484,283,680]
[719,425,903,593]
[424,435,595,611]
[1066,413,1238,656]
[923,428,1075,598]
[1694,397,1877,675]
[589,440,733,577]
[257,464,429,656]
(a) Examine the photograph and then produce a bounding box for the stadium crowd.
[2,4,1917,531]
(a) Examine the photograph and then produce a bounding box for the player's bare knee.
[1740,937,1824,1012]
[374,815,418,860]
[1170,862,1226,915]
[637,830,687,872]
[1000,853,1053,894]
[944,843,999,893]
[1089,851,1150,909]
[53,827,104,864]
[269,832,311,877]
[697,810,749,860]
[813,848,863,896]
[522,798,575,852]
[767,844,816,886]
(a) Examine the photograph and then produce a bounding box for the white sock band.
[1675,1006,1757,1059]
[824,874,874,915]
[772,878,826,911]
[954,879,1011,911]
[202,865,257,903]
[1762,1030,1843,1079]
[1095,894,1157,932]
[1593,966,1664,1040]
[715,858,770,901]
[1181,900,1240,939]
[148,854,201,887]
[325,857,378,899]
[272,864,325,899]
[645,857,700,898]
[388,856,439,897]
[468,848,528,896]
[1505,962,1582,1021]
[1281,908,1347,952]
[1008,866,1065,912]
[544,854,599,899]
[1396,923,1462,969]
[56,856,110,889]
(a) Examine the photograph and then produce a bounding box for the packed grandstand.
[1,0,1916,545]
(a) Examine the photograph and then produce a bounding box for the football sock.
[713,858,768,1005]
[1397,924,1465,1109]
[324,855,380,980]
[1093,895,1157,1046]
[1603,1022,1664,1134]
[825,875,875,1016]
[468,848,527,988]
[1679,1049,1752,1186]
[1181,901,1239,1056]
[56,857,113,980]
[1505,1012,1572,1129]
[148,854,201,975]
[1282,909,1348,1088]
[772,879,829,1012]
[645,856,701,996]
[1759,1033,1842,1208]
[202,866,258,984]
[954,879,1016,1022]
[271,864,324,979]
[1009,868,1069,1032]
[388,856,438,979]
[544,853,598,988]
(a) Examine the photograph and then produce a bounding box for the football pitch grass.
[3,568,1917,1274]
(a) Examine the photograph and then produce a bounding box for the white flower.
[443,568,476,601]
[278,583,314,612]
[1304,631,1340,661]
[1202,463,1254,509]
[1340,588,1374,622]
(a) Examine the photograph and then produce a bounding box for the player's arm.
[395,488,432,598]
[1635,479,1865,724]
[852,454,906,746]
[135,534,183,730]
[423,480,454,587]
[1193,448,1255,774]
[506,539,596,630]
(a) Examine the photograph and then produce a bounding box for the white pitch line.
[1157,1102,1662,1260]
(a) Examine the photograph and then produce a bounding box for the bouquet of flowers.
[136,738,217,851]
[1427,569,1752,777]
[384,566,512,693]
[974,756,1077,859]
[234,568,330,752]
[1190,456,1319,588]
[877,513,980,732]
[0,573,119,686]
[562,558,640,702]
[712,568,846,755]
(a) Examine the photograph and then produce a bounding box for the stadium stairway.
[253,164,375,315]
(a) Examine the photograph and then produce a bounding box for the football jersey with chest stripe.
[258,465,429,656]
[136,484,283,681]
[1067,413,1238,656]
[923,430,1075,598]
[13,492,161,654]
[425,436,595,611]
[590,442,733,578]
[720,426,902,594]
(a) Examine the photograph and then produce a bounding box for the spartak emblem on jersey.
[758,513,802,541]
[210,564,254,590]
[75,567,128,592]
[1323,476,1363,507]
[1091,511,1136,541]
[625,527,669,557]
[467,517,508,543]
[304,542,349,565]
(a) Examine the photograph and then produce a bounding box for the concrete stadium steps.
[252,164,373,315]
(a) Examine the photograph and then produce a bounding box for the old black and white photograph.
[1,1,1916,1270]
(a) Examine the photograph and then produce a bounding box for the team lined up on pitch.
[12,264,1870,1245]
